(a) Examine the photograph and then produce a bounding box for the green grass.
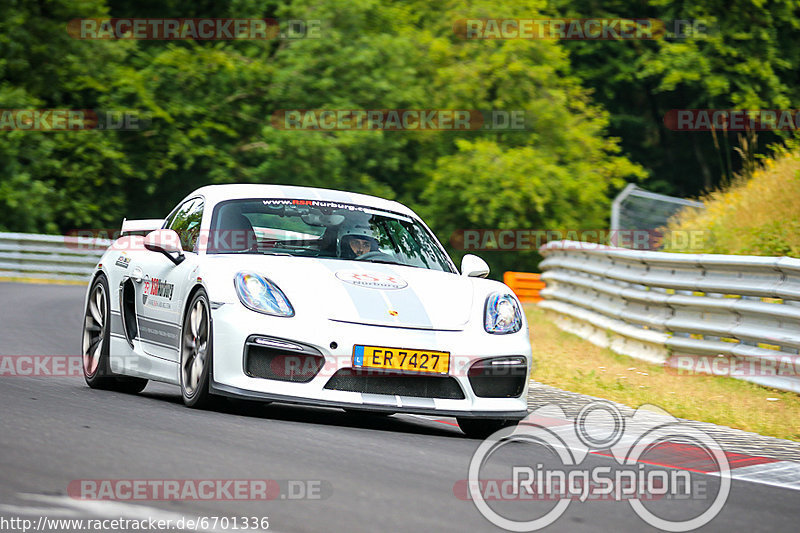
[527,306,800,441]
[665,148,800,257]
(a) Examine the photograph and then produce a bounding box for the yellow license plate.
[353,345,450,374]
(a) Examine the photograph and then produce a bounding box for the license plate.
[353,345,450,374]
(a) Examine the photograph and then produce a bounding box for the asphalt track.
[0,282,798,532]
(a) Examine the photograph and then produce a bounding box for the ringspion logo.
[465,402,730,531]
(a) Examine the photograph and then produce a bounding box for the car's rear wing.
[121,218,164,236]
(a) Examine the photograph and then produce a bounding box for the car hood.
[205,255,474,330]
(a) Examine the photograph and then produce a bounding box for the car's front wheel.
[82,274,148,393]
[457,418,517,439]
[180,289,215,408]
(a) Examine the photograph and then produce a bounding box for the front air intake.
[467,357,528,398]
[244,337,325,383]
[324,368,465,399]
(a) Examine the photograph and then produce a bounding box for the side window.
[167,198,204,252]
[163,206,179,229]
[183,200,204,251]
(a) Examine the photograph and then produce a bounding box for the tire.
[457,418,518,439]
[82,275,148,394]
[180,289,215,408]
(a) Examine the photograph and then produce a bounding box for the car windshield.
[207,198,455,272]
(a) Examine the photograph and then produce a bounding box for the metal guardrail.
[539,240,800,393]
[4,231,800,392]
[0,232,110,282]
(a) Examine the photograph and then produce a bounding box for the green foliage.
[551,0,800,194]
[10,0,798,274]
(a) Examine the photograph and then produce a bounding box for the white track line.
[708,461,800,491]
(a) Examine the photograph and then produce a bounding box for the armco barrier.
[0,232,110,282]
[504,271,545,303]
[538,240,800,393]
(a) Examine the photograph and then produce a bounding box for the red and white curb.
[414,413,800,492]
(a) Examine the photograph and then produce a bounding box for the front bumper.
[210,303,532,419]
[209,381,528,419]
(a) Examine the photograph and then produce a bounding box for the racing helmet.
[338,222,379,258]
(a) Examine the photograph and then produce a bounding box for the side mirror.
[144,229,185,265]
[461,254,490,278]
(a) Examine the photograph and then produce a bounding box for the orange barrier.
[503,271,545,303]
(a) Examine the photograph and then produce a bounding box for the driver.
[347,236,373,256]
[338,224,379,259]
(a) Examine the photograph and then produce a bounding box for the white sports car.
[82,184,532,437]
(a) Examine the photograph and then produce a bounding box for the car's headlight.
[234,272,294,317]
[484,292,522,334]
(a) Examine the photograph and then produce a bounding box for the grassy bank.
[665,148,800,257]
[526,306,800,441]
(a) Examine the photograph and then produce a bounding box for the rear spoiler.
[121,218,164,236]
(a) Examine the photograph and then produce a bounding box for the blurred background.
[2,0,799,277]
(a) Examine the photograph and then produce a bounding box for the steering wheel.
[356,251,394,260]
